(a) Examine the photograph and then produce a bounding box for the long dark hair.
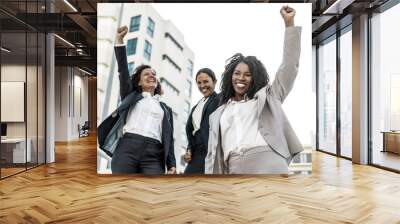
[131,64,162,95]
[219,53,269,105]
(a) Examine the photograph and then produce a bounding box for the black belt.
[124,132,162,146]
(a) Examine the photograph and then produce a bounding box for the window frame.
[126,38,138,56]
[147,17,155,37]
[129,15,141,32]
[143,40,152,61]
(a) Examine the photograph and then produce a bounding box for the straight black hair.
[195,68,217,82]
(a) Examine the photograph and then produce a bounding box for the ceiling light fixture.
[78,67,92,76]
[54,34,75,48]
[1,47,11,53]
[323,0,355,15]
[63,0,78,12]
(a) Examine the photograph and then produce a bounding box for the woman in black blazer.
[184,68,219,174]
[102,26,176,174]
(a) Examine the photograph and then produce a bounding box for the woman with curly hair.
[205,6,303,174]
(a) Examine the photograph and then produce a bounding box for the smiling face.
[232,62,252,101]
[196,72,216,98]
[138,68,157,93]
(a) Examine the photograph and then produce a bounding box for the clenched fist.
[167,167,177,174]
[280,6,296,27]
[183,149,192,163]
[116,26,128,44]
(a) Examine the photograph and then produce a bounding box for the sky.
[152,3,315,146]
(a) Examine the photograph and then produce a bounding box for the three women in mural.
[98,6,303,175]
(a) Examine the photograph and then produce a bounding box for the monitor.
[1,123,7,137]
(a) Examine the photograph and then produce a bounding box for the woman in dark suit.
[184,68,219,174]
[98,26,176,174]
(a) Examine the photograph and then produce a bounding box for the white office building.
[97,3,195,173]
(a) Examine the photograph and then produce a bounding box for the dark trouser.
[184,132,207,174]
[184,146,207,174]
[111,133,165,174]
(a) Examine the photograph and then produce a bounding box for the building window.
[129,15,141,32]
[128,62,135,75]
[144,40,152,61]
[172,111,178,140]
[185,79,192,97]
[181,125,188,146]
[160,77,179,96]
[165,32,183,51]
[184,101,190,116]
[127,38,137,56]
[187,59,194,77]
[147,17,155,37]
[162,54,181,73]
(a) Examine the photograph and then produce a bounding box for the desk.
[382,131,400,154]
[1,138,32,163]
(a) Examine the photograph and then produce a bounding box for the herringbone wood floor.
[1,135,400,224]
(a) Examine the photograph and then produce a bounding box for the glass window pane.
[318,36,337,154]
[340,28,352,158]
[129,15,141,32]
[27,31,38,169]
[147,17,155,37]
[185,79,192,97]
[144,40,152,61]
[127,38,137,55]
[371,4,400,171]
[1,31,28,177]
[128,62,135,75]
[187,59,193,77]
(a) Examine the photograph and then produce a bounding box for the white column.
[46,32,55,163]
[352,14,369,164]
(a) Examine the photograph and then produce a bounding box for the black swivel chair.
[78,121,90,138]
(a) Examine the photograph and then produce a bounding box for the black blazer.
[185,92,220,152]
[98,46,176,169]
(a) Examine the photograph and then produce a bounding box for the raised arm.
[114,26,133,100]
[271,6,302,102]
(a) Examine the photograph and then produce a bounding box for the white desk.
[1,138,32,163]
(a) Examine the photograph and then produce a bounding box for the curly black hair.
[131,64,162,95]
[219,53,270,105]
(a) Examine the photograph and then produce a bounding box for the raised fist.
[280,6,296,27]
[116,26,128,44]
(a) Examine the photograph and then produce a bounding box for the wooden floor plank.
[0,135,400,223]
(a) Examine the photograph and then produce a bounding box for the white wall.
[55,67,89,141]
[1,65,35,138]
[1,63,46,164]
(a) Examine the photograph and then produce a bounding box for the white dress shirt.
[220,98,268,161]
[191,97,209,135]
[124,92,164,142]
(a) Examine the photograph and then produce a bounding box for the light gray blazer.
[205,26,302,174]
